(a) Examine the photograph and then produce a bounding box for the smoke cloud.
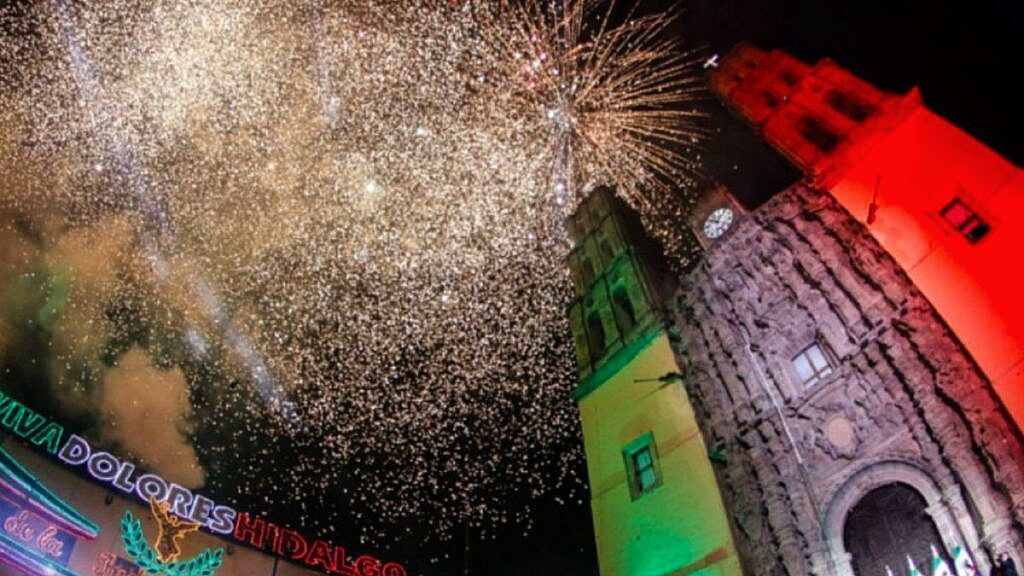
[0,205,207,489]
[98,346,205,488]
[45,215,135,416]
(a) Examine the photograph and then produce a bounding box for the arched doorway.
[843,482,951,576]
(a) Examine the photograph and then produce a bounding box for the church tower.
[566,186,742,576]
[710,44,1024,429]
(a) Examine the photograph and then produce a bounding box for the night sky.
[685,0,1024,166]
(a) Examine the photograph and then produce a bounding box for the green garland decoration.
[120,511,163,574]
[120,510,224,576]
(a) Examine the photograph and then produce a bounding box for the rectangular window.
[793,343,833,387]
[941,198,990,243]
[624,433,660,500]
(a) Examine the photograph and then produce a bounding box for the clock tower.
[566,186,742,576]
[689,184,745,249]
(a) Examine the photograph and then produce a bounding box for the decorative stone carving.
[670,183,1024,575]
[824,416,856,453]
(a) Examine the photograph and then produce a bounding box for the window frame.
[791,342,835,388]
[623,433,662,501]
[940,197,990,244]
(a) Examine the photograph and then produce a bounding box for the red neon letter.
[331,545,359,576]
[277,529,308,560]
[381,563,408,576]
[304,539,334,572]
[354,555,382,576]
[232,513,266,548]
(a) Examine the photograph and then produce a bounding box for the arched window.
[825,89,874,122]
[598,239,615,265]
[798,117,840,153]
[586,312,606,361]
[580,256,596,285]
[612,287,636,336]
[779,70,798,87]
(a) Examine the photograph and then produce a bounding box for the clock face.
[703,207,734,239]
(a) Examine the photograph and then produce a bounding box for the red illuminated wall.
[712,44,1024,431]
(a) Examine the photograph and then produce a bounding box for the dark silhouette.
[1003,553,1019,576]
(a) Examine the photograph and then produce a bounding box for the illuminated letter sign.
[1,397,409,576]
[57,434,90,465]
[0,493,77,566]
[232,513,408,576]
[0,391,65,454]
[56,434,238,536]
[94,552,143,576]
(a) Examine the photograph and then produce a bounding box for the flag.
[952,544,980,576]
[931,545,955,576]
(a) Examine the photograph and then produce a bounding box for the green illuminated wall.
[575,331,741,576]
[567,188,742,576]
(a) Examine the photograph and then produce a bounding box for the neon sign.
[0,495,78,565]
[233,513,407,576]
[4,512,65,557]
[0,391,65,455]
[57,435,237,535]
[94,552,143,576]
[0,391,408,575]
[0,442,98,576]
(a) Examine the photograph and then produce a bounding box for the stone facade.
[670,183,1024,575]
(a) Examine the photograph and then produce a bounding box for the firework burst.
[0,0,706,546]
[495,0,708,210]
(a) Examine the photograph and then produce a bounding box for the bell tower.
[567,186,742,576]
[710,43,905,182]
